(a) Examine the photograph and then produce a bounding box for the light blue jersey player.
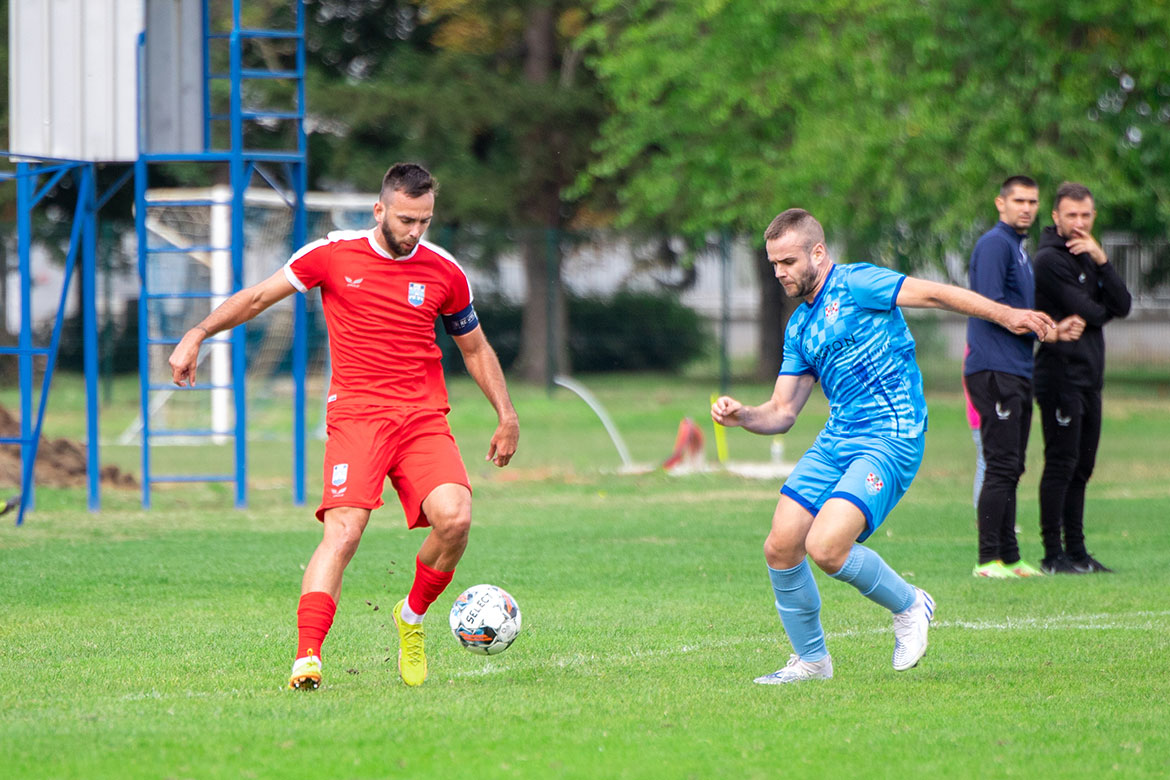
[779,262,927,543]
[712,208,1055,685]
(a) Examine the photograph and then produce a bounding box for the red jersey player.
[168,163,519,690]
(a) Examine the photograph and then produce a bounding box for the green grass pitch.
[2,372,1169,778]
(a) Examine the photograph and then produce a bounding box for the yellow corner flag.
[709,392,729,464]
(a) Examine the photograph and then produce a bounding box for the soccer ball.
[448,584,522,655]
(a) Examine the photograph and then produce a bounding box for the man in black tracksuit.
[1033,182,1132,574]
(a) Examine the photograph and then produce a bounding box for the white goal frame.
[120,187,379,445]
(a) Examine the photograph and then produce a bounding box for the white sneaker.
[753,653,833,685]
[892,587,934,671]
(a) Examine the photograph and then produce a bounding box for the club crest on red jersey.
[408,282,426,307]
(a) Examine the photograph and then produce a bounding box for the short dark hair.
[1000,175,1038,197]
[1053,181,1094,210]
[763,208,825,250]
[381,163,436,199]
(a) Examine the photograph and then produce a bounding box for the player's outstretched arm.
[711,373,815,435]
[452,326,519,468]
[168,269,298,387]
[895,277,1055,340]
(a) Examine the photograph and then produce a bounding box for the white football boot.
[753,653,834,685]
[892,587,935,671]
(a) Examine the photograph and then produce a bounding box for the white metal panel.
[47,0,83,159]
[8,0,144,162]
[8,0,49,159]
[113,0,146,158]
[144,0,205,154]
[82,0,116,160]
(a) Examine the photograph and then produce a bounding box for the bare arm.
[168,268,298,387]
[711,372,816,435]
[452,326,519,467]
[895,277,1056,340]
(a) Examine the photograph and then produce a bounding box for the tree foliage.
[303,0,601,230]
[301,0,604,381]
[582,0,1170,269]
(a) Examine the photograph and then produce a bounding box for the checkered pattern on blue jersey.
[779,263,927,438]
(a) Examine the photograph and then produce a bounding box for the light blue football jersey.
[779,263,927,438]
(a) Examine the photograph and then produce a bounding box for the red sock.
[407,557,455,616]
[296,591,336,659]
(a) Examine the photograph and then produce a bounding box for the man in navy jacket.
[1033,182,1131,574]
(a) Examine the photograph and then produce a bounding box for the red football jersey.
[283,230,474,410]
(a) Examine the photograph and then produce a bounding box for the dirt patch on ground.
[0,404,137,489]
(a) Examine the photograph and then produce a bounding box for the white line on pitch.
[447,610,1170,678]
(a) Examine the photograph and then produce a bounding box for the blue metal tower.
[0,161,126,524]
[135,1,308,509]
[3,0,308,524]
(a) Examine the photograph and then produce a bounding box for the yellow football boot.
[393,599,428,686]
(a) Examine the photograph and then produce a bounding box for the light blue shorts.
[780,430,926,542]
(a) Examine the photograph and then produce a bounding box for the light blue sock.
[767,559,828,661]
[828,544,916,613]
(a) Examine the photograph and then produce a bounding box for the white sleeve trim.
[420,239,474,303]
[283,262,308,294]
[283,235,340,293]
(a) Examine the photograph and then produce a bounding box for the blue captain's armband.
[442,304,479,335]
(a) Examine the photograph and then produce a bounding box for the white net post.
[122,187,376,448]
[209,185,232,443]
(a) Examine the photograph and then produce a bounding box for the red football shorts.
[317,405,471,528]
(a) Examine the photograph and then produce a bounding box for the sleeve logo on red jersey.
[408,282,427,307]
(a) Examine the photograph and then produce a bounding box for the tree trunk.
[514,6,569,384]
[515,229,569,383]
[754,249,799,381]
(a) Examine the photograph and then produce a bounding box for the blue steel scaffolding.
[135,1,308,509]
[0,162,130,525]
[4,1,308,525]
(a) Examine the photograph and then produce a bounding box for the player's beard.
[786,265,819,299]
[378,220,417,258]
[793,275,817,299]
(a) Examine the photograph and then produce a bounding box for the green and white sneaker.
[288,653,322,690]
[972,561,1018,579]
[1005,559,1045,577]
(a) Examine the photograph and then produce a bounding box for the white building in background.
[4,216,1168,368]
[485,234,764,359]
[4,243,72,336]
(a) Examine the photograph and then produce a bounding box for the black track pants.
[966,370,1032,565]
[1037,385,1101,560]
